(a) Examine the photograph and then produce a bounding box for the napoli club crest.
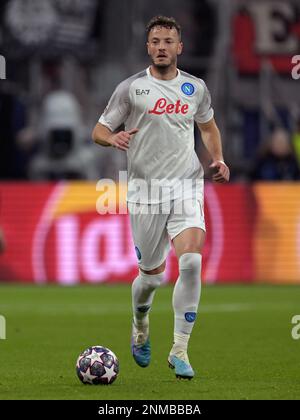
[181,82,195,96]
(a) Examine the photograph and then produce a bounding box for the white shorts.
[128,197,205,271]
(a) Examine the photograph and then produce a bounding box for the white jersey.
[99,67,214,204]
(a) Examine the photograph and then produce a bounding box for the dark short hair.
[146,16,181,40]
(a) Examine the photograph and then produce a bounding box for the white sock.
[132,270,164,329]
[173,332,190,351]
[172,253,202,337]
[170,333,191,363]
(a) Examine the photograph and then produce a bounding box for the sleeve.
[98,80,131,131]
[194,80,214,124]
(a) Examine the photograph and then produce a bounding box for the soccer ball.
[76,346,119,385]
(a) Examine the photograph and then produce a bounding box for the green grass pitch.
[0,284,299,400]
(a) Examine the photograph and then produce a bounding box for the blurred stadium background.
[0,0,300,400]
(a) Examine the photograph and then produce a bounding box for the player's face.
[147,26,183,68]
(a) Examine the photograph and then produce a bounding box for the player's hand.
[107,128,139,151]
[210,160,230,183]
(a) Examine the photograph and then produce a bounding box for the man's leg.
[131,262,166,367]
[131,262,165,367]
[132,262,166,331]
[169,227,205,379]
[128,201,170,367]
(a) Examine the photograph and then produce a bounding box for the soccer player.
[92,16,230,379]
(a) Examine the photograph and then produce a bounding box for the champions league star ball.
[76,346,119,385]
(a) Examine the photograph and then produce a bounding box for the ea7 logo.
[0,55,6,80]
[291,315,300,340]
[136,89,150,95]
[292,55,300,80]
[0,315,6,339]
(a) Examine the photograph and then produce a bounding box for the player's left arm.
[196,118,230,183]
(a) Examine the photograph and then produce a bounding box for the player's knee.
[139,269,164,289]
[179,253,201,277]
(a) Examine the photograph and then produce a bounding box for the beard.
[151,56,175,71]
[152,60,170,68]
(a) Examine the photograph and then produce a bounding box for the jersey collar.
[146,66,181,85]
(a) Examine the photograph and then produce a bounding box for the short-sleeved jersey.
[99,67,214,204]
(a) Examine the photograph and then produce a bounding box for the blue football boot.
[168,352,195,380]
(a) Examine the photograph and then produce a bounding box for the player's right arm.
[92,123,139,151]
[92,78,139,151]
